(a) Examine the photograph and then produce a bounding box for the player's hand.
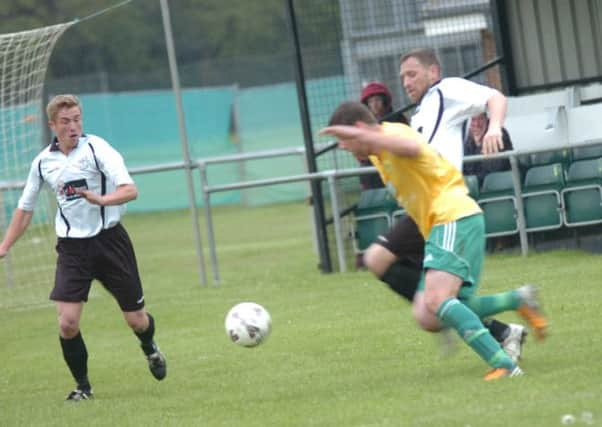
[482,126,504,155]
[76,189,104,206]
[0,246,8,259]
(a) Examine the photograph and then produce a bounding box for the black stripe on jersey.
[428,88,444,143]
[37,159,44,183]
[87,143,106,228]
[58,206,71,237]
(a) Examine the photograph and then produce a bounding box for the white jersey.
[411,77,496,171]
[18,134,134,238]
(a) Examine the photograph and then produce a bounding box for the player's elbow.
[397,141,420,157]
[15,207,34,222]
[120,184,138,201]
[489,90,507,108]
[129,185,138,201]
[405,144,421,157]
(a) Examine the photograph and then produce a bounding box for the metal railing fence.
[3,140,602,286]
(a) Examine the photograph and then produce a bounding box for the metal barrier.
[3,140,602,286]
[198,142,598,281]
[201,166,380,280]
[196,145,312,284]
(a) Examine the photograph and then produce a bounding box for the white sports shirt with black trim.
[18,134,134,238]
[411,77,497,171]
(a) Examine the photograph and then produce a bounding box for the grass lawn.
[1,202,601,426]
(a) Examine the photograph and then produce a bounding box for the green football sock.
[437,298,515,369]
[463,290,521,318]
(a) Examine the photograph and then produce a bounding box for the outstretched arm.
[0,208,34,258]
[320,122,421,159]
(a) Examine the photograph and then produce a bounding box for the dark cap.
[360,81,392,105]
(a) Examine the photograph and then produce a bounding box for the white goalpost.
[0,22,74,309]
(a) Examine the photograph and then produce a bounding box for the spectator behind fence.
[358,81,408,189]
[463,113,514,185]
[354,82,409,269]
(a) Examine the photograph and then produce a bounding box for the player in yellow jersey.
[321,101,547,380]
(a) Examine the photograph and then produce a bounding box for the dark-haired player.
[321,101,548,380]
[362,48,530,361]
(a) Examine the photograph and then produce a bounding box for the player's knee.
[412,306,439,331]
[418,319,440,332]
[58,315,80,338]
[124,310,148,332]
[363,244,393,276]
[424,291,445,315]
[411,297,434,331]
[362,248,377,273]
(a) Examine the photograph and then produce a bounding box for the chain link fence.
[294,0,503,270]
[43,0,505,271]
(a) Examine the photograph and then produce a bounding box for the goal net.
[0,22,74,309]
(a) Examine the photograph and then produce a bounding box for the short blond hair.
[46,94,81,122]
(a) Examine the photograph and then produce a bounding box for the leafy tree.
[0,0,341,89]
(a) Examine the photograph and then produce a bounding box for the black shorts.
[50,223,145,312]
[375,214,425,269]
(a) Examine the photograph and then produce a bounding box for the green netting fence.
[74,75,348,212]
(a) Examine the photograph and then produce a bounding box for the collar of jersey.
[49,134,87,152]
[415,79,443,111]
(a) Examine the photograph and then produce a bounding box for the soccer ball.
[225,302,272,347]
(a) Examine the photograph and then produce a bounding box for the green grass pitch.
[1,202,601,426]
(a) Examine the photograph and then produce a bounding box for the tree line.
[0,0,341,89]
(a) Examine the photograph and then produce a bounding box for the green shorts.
[417,214,485,299]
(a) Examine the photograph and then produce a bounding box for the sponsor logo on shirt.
[60,179,88,201]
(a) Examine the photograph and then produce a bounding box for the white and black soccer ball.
[225,302,272,347]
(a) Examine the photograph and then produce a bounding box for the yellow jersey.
[369,122,481,238]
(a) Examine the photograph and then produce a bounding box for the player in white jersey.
[361,48,530,362]
[407,75,505,171]
[0,94,166,401]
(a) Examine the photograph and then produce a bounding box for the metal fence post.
[510,155,528,256]
[327,173,347,272]
[198,161,220,285]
